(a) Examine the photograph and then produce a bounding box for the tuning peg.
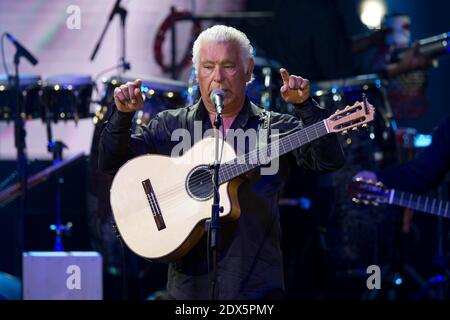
[341,130,348,136]
[372,202,379,207]
[355,177,362,182]
[352,198,360,203]
[336,109,341,112]
[362,124,368,128]
[363,200,370,205]
[375,182,384,187]
[352,127,359,131]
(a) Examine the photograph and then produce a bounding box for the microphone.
[209,89,225,114]
[5,33,38,66]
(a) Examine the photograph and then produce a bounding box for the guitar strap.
[258,108,272,168]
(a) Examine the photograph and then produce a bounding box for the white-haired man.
[99,25,345,299]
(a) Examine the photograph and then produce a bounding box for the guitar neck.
[218,119,329,183]
[390,189,450,218]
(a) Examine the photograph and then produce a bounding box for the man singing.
[99,25,345,299]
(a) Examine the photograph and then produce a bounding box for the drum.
[312,74,396,167]
[97,75,187,133]
[0,74,42,121]
[246,56,285,111]
[41,75,93,121]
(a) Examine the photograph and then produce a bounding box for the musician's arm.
[376,117,450,193]
[377,43,432,79]
[98,109,164,175]
[272,98,346,172]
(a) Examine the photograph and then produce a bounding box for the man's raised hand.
[114,79,145,112]
[280,68,310,105]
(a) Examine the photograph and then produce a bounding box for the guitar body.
[110,137,241,262]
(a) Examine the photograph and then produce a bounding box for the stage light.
[414,134,432,148]
[360,0,386,29]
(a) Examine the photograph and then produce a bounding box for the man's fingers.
[279,72,310,104]
[127,82,136,103]
[120,85,130,101]
[287,76,308,90]
[353,170,378,182]
[114,88,127,110]
[135,87,144,104]
[289,77,296,89]
[113,79,145,112]
[296,77,303,89]
[134,79,142,88]
[133,79,143,104]
[114,87,126,104]
[300,78,309,90]
[280,68,290,84]
[114,95,127,111]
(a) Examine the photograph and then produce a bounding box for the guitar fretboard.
[218,120,329,183]
[391,190,450,218]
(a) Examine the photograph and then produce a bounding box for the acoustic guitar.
[111,100,375,261]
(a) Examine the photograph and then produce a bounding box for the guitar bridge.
[142,179,166,231]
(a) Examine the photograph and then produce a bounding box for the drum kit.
[0,73,189,127]
[0,74,93,123]
[311,73,397,167]
[0,74,43,121]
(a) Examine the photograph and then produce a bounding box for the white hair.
[192,25,254,74]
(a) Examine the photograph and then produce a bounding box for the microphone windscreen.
[210,89,225,102]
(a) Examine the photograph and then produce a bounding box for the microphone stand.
[8,33,38,297]
[45,117,71,251]
[90,0,130,76]
[13,49,27,271]
[208,107,224,300]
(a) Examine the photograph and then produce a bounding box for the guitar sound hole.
[186,165,214,201]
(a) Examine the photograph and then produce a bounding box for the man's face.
[197,41,253,114]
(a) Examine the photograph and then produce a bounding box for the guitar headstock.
[348,178,390,206]
[325,97,375,134]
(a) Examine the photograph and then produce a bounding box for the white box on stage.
[23,251,103,300]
